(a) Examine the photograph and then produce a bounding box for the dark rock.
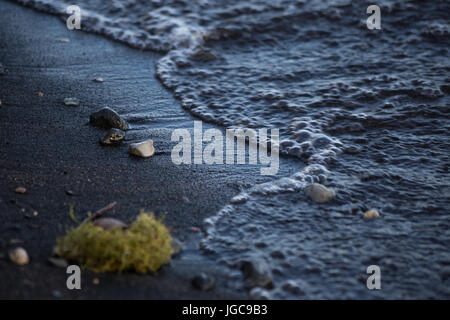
[240,259,273,288]
[191,273,215,291]
[344,145,361,155]
[0,63,4,75]
[440,84,450,94]
[89,107,129,130]
[190,48,216,62]
[99,128,125,146]
[65,190,74,196]
[270,250,285,259]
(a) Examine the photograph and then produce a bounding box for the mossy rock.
[55,212,173,273]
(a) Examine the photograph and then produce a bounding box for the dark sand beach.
[1,0,449,300]
[0,1,300,299]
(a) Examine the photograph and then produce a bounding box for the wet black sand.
[0,1,301,299]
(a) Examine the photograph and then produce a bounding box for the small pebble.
[33,210,38,216]
[92,218,128,230]
[63,97,80,106]
[15,187,26,194]
[65,190,74,196]
[240,260,273,288]
[191,273,215,291]
[9,247,29,265]
[48,257,68,268]
[305,183,335,203]
[59,38,69,43]
[129,139,155,158]
[93,278,100,285]
[100,128,125,146]
[364,209,380,219]
[190,49,216,62]
[38,92,44,97]
[94,77,104,83]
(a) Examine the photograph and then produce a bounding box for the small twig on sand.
[82,201,117,224]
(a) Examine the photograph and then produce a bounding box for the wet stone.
[304,183,336,203]
[363,209,380,220]
[100,128,125,146]
[240,259,273,289]
[63,98,80,106]
[90,107,129,130]
[129,139,155,158]
[190,48,216,62]
[191,273,215,291]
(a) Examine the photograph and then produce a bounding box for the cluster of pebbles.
[62,95,155,158]
[89,106,155,158]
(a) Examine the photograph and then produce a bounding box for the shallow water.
[12,0,450,298]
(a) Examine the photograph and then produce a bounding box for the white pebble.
[363,209,380,219]
[305,183,335,203]
[9,247,29,265]
[63,98,80,106]
[129,139,155,158]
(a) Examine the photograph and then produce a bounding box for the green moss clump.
[55,212,173,273]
